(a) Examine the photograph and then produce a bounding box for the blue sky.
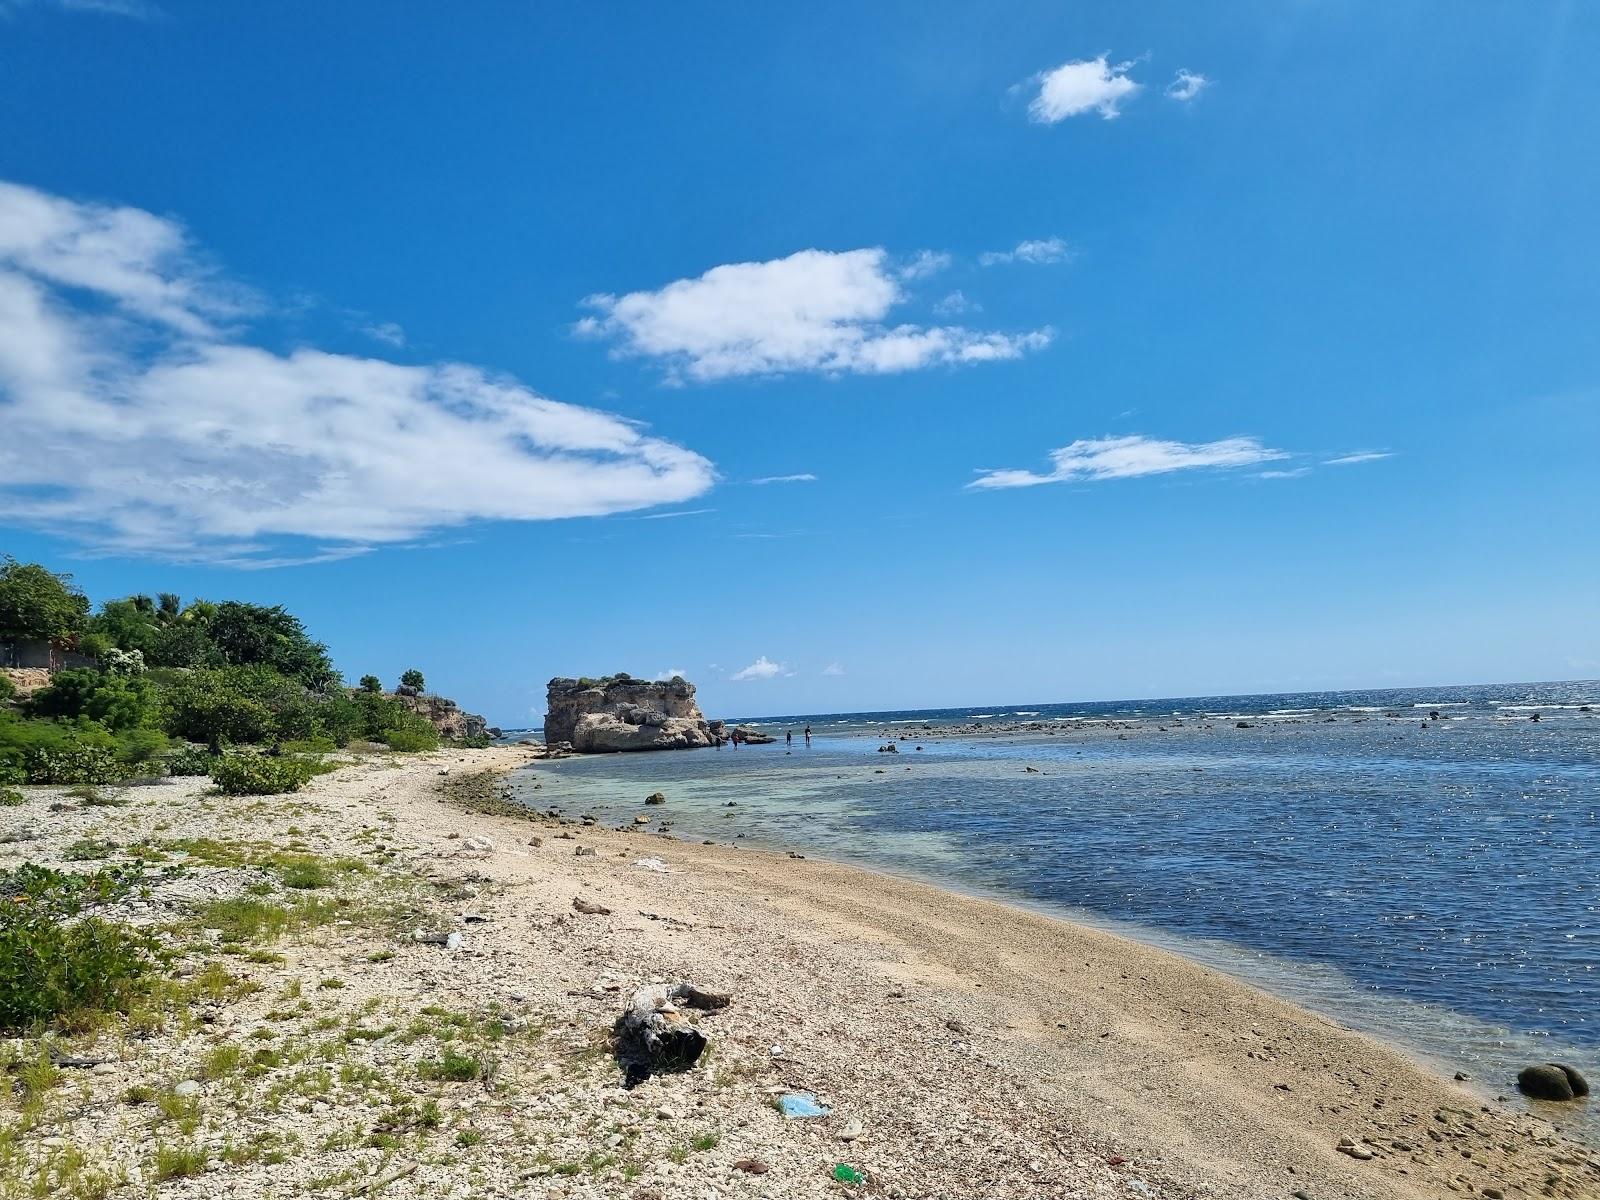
[1,1,1596,725]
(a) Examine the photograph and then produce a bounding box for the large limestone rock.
[546,674,713,753]
[390,689,490,742]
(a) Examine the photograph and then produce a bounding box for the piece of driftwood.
[613,982,731,1087]
[572,896,612,915]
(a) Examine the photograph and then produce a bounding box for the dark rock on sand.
[1517,1062,1589,1101]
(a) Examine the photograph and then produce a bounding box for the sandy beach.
[2,746,1594,1200]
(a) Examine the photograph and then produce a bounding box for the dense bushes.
[1,559,457,782]
[0,864,158,1033]
[208,753,322,796]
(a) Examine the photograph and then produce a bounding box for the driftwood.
[572,896,612,915]
[613,982,731,1087]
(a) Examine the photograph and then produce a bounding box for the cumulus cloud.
[729,656,787,682]
[969,435,1288,490]
[578,248,1051,382]
[750,473,816,485]
[1165,69,1210,102]
[0,180,714,565]
[1323,451,1393,466]
[1028,55,1141,123]
[979,237,1070,267]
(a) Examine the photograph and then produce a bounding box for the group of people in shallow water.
[725,724,812,747]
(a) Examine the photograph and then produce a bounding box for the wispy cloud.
[637,508,716,520]
[933,290,978,316]
[1323,451,1394,466]
[361,320,406,348]
[730,655,788,682]
[821,662,845,677]
[898,250,951,280]
[1258,468,1311,480]
[577,248,1051,382]
[2,0,163,17]
[1165,69,1210,102]
[750,473,816,486]
[969,435,1288,490]
[653,668,687,681]
[0,179,714,566]
[1027,55,1140,123]
[979,237,1071,267]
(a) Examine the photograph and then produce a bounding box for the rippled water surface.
[508,681,1599,1132]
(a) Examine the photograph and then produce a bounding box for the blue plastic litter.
[777,1092,831,1119]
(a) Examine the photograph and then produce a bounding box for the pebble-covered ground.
[0,747,1595,1200]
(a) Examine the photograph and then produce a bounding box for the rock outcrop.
[545,675,714,753]
[391,688,490,742]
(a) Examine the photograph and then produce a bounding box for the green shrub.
[0,786,21,807]
[23,742,122,785]
[280,735,336,755]
[0,673,14,703]
[382,725,439,752]
[417,1049,481,1082]
[26,668,155,731]
[164,745,217,777]
[209,753,318,796]
[0,864,156,1033]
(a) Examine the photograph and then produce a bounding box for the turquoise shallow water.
[505,681,1600,1136]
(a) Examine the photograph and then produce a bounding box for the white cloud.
[979,237,1071,267]
[361,320,406,347]
[637,508,716,520]
[898,250,951,280]
[1258,468,1310,480]
[750,473,816,485]
[0,180,715,565]
[2,0,163,17]
[729,656,787,682]
[1165,69,1210,102]
[1323,451,1393,466]
[933,290,977,316]
[653,668,687,681]
[969,435,1288,490]
[579,248,1051,382]
[821,662,845,676]
[1028,55,1141,123]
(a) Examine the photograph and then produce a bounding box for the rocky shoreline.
[0,749,1595,1199]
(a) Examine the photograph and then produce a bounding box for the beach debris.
[832,1163,865,1184]
[1516,1062,1589,1101]
[173,1079,202,1098]
[633,814,651,824]
[575,846,597,857]
[613,981,731,1087]
[413,930,463,950]
[733,1159,769,1175]
[776,1092,830,1119]
[645,791,666,805]
[462,835,494,852]
[838,1117,864,1141]
[572,896,612,916]
[1336,1137,1374,1160]
[633,856,671,873]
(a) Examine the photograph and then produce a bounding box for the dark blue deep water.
[508,681,1600,1123]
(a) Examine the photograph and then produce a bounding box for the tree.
[0,558,90,645]
[203,602,338,691]
[358,675,382,694]
[399,669,425,693]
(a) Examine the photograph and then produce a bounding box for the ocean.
[502,680,1599,1131]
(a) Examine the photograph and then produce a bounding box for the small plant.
[153,1143,205,1181]
[0,863,156,1032]
[64,837,118,861]
[0,786,21,807]
[418,1048,481,1082]
[454,1128,485,1148]
[690,1131,721,1152]
[122,1083,156,1105]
